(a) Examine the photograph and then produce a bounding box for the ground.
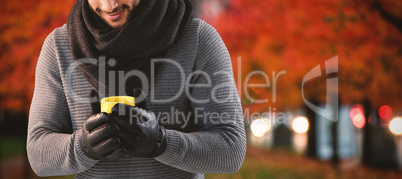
[1,138,401,178]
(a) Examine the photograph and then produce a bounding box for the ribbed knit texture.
[27,18,246,178]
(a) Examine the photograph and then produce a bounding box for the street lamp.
[389,117,402,135]
[389,117,402,169]
[292,117,309,134]
[250,118,271,137]
[292,116,309,153]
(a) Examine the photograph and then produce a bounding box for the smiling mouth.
[104,8,125,21]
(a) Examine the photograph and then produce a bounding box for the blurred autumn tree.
[0,0,75,112]
[213,0,402,113]
[1,0,401,113]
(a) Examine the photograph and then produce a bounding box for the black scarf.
[67,0,193,97]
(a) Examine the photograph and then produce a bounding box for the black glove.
[110,103,167,158]
[79,90,126,161]
[132,88,147,110]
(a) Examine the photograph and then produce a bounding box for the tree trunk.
[331,105,339,167]
[305,98,318,158]
[0,111,3,179]
[362,97,372,165]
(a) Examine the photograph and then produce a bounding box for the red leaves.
[0,0,75,112]
[213,0,402,110]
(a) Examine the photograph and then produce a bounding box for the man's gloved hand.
[110,103,167,158]
[79,90,126,161]
[132,88,147,110]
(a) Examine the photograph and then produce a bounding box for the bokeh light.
[350,105,366,128]
[389,117,402,135]
[352,113,366,129]
[349,105,364,119]
[378,105,393,120]
[250,118,271,137]
[292,117,309,134]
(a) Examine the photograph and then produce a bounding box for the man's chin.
[108,21,127,29]
[100,16,128,29]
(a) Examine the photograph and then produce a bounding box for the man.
[27,0,246,178]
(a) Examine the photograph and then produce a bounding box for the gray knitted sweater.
[27,18,246,178]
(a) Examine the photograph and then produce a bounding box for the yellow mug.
[100,96,135,113]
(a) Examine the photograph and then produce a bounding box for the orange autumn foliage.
[1,0,401,114]
[212,0,402,113]
[1,0,75,112]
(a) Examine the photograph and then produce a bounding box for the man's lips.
[105,8,125,21]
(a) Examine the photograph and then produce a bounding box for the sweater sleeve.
[27,29,98,177]
[155,21,247,173]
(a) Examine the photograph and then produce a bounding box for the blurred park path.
[206,146,402,179]
[0,155,33,179]
[1,146,401,178]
